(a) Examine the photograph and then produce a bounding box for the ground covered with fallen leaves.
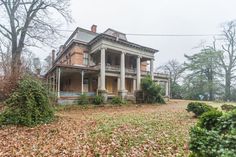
[0,100,196,156]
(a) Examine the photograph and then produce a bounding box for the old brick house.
[45,25,170,104]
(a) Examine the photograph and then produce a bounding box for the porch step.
[126,95,136,103]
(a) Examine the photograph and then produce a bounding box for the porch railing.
[91,64,168,78]
[141,71,169,78]
[105,65,136,73]
[60,91,96,97]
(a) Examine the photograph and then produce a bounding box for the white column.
[57,68,61,98]
[136,56,141,90]
[98,76,101,89]
[133,79,136,92]
[81,70,84,94]
[165,81,169,96]
[49,75,51,91]
[117,77,120,91]
[150,59,154,80]
[168,78,171,98]
[120,52,126,91]
[53,73,55,93]
[100,48,106,90]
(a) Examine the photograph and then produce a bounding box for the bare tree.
[158,59,184,84]
[158,59,184,98]
[0,0,71,77]
[218,21,236,101]
[0,39,11,77]
[0,40,42,77]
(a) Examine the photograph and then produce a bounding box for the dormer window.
[104,28,127,41]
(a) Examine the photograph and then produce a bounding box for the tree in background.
[0,39,11,77]
[182,74,209,100]
[184,47,221,100]
[0,0,71,77]
[217,21,236,101]
[158,59,184,99]
[0,38,41,77]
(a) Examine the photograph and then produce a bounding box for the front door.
[106,77,118,94]
[125,78,133,93]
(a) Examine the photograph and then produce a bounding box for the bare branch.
[0,0,72,75]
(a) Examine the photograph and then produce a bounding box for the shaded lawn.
[191,100,236,110]
[0,100,196,157]
[207,101,236,109]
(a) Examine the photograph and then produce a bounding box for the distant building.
[45,25,170,104]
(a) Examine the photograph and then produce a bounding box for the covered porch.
[46,65,99,100]
[105,76,135,96]
[46,65,137,102]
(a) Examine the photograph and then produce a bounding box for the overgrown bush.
[78,93,89,105]
[93,95,104,105]
[221,104,236,112]
[141,75,165,104]
[197,110,222,130]
[216,110,236,134]
[186,102,215,117]
[189,109,236,156]
[111,97,125,105]
[189,126,221,157]
[0,76,54,126]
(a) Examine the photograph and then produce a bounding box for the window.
[83,78,89,84]
[115,56,119,65]
[107,55,112,65]
[68,53,71,65]
[83,52,89,65]
[66,55,69,64]
[83,78,89,92]
[66,79,71,86]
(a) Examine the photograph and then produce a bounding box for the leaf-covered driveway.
[0,100,196,156]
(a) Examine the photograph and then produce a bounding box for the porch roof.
[88,33,159,53]
[45,64,99,77]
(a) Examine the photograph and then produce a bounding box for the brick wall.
[57,44,88,66]
[141,61,148,71]
[70,45,85,65]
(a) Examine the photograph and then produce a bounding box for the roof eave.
[88,34,159,53]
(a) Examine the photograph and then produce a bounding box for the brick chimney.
[52,49,55,65]
[91,24,97,33]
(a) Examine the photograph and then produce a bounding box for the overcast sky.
[38,0,236,69]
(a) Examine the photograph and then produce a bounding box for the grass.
[190,100,236,110]
[207,101,236,109]
[0,100,196,156]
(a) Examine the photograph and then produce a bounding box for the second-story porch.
[87,33,161,100]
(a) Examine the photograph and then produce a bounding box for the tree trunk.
[208,69,214,101]
[209,82,214,101]
[225,72,231,101]
[11,51,21,78]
